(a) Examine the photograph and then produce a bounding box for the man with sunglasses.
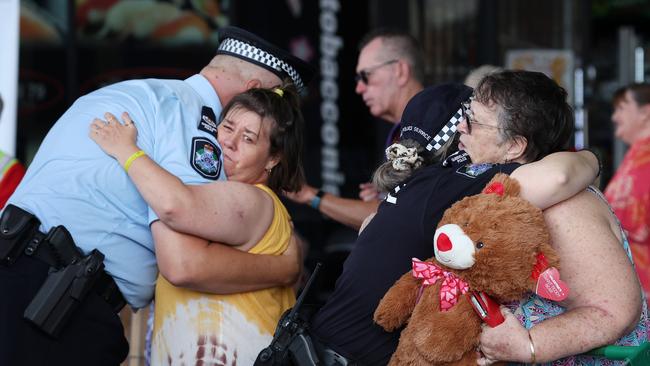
[287,28,425,230]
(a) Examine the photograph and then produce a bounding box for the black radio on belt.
[0,204,41,266]
[24,249,105,338]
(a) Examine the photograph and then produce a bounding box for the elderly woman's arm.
[479,190,642,363]
[511,150,599,210]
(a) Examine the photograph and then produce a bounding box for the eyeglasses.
[462,97,508,134]
[355,59,398,85]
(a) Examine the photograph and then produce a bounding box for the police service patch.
[198,106,218,137]
[456,163,495,178]
[190,137,221,180]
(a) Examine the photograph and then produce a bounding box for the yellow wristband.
[124,150,146,172]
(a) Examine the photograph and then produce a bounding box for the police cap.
[400,83,473,153]
[216,26,315,90]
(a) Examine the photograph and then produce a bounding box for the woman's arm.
[152,220,301,293]
[511,150,598,209]
[90,112,273,246]
[479,191,642,363]
[285,184,380,230]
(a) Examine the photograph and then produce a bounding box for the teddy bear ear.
[482,173,521,197]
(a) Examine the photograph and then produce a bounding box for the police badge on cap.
[216,26,316,90]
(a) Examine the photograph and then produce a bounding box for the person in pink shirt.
[605,82,650,298]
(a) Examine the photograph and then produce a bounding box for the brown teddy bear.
[374,173,569,366]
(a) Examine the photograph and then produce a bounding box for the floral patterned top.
[505,187,649,365]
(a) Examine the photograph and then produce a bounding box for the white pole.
[0,0,20,156]
[635,46,645,83]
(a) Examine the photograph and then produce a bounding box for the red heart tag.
[483,182,504,196]
[535,267,569,301]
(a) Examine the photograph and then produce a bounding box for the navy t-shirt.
[310,151,519,365]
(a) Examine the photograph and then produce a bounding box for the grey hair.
[359,28,425,84]
[372,135,457,192]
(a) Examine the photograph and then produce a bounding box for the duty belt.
[0,205,126,313]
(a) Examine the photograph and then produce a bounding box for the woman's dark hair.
[474,70,574,162]
[614,83,650,107]
[219,81,305,193]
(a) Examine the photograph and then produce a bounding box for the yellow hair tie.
[272,88,284,97]
[124,150,146,172]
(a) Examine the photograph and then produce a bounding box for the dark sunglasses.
[355,59,398,85]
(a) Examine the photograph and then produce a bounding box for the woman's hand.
[359,182,380,201]
[477,307,531,365]
[284,184,317,205]
[89,112,140,164]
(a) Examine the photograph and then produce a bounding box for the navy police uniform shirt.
[310,151,519,365]
[7,74,226,309]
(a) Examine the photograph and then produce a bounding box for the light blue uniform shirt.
[7,74,226,309]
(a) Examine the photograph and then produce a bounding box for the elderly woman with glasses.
[462,71,647,366]
[303,78,605,365]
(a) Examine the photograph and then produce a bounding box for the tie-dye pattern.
[151,185,295,365]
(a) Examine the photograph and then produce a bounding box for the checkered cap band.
[426,107,464,152]
[219,38,304,89]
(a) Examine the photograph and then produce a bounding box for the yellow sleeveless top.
[151,184,295,365]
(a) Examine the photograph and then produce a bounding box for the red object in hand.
[466,291,505,327]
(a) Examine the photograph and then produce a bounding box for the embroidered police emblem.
[190,137,221,180]
[443,150,470,167]
[456,163,495,178]
[198,106,218,137]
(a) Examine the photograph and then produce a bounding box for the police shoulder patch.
[190,137,222,180]
[456,163,495,178]
[198,106,218,137]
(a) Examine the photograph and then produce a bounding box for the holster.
[24,249,105,338]
[0,204,124,338]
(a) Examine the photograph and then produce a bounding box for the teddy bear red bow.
[374,173,569,366]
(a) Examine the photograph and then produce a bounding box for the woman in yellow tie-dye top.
[90,83,305,364]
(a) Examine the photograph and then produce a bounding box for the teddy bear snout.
[433,224,476,269]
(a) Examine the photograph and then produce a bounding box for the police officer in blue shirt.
[0,26,314,366]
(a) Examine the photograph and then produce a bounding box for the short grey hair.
[359,28,425,84]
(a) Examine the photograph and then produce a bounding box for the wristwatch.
[310,189,325,210]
